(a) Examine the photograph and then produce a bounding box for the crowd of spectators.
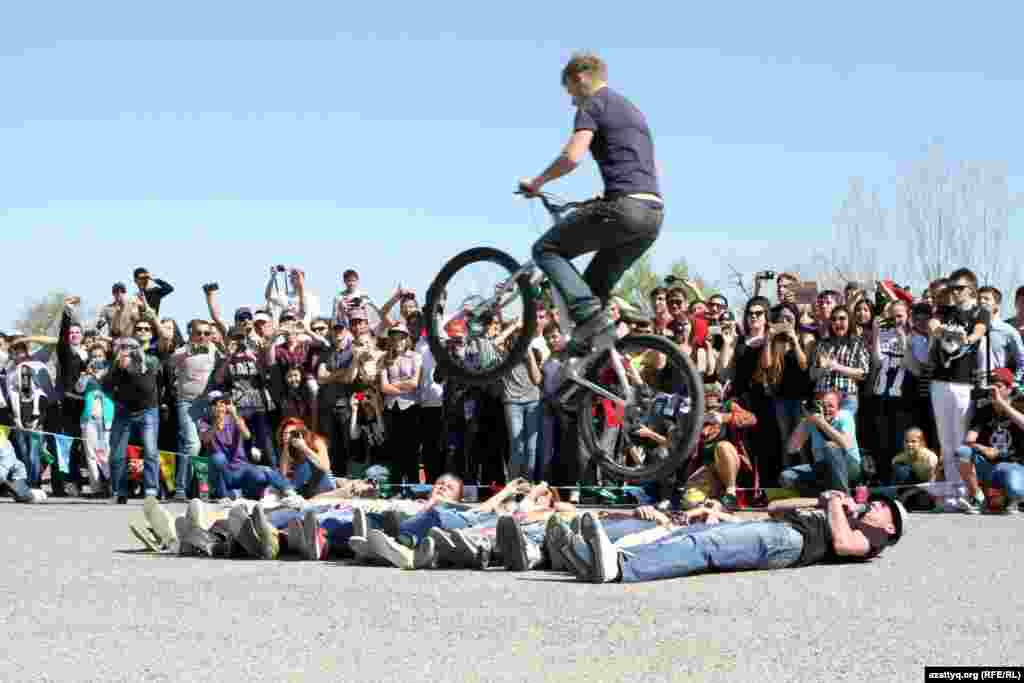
[0,262,1022,518]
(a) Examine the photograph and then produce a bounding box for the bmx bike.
[423,192,705,483]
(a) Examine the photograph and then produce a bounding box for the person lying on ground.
[557,491,906,584]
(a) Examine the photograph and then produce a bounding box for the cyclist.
[520,52,664,355]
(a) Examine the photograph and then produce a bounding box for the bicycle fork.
[551,346,634,410]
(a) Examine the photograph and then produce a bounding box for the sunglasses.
[236,315,253,322]
[950,285,970,293]
[312,326,328,333]
[135,326,152,332]
[746,310,766,318]
[668,300,686,307]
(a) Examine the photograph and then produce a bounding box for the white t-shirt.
[267,290,322,326]
[529,336,551,365]
[415,338,444,408]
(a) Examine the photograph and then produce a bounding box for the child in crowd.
[891,427,939,484]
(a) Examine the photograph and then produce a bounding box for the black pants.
[532,196,664,321]
[385,404,421,484]
[466,394,507,485]
[51,400,84,495]
[323,402,353,477]
[869,397,912,485]
[418,406,445,482]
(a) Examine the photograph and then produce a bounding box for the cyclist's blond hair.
[561,52,608,86]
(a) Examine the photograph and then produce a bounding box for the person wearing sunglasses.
[102,315,168,504]
[165,320,220,500]
[928,268,992,510]
[132,267,175,316]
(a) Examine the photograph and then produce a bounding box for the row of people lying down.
[130,473,907,583]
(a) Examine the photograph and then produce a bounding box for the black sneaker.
[382,509,402,540]
[565,310,616,356]
[497,515,528,571]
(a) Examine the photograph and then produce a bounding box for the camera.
[756,270,777,280]
[348,297,364,308]
[202,282,219,294]
[290,429,307,441]
[275,265,288,273]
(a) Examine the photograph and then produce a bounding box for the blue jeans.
[956,446,1024,499]
[175,398,209,497]
[773,399,803,450]
[109,407,160,497]
[780,446,862,494]
[289,459,336,497]
[892,464,926,485]
[208,451,293,500]
[12,429,42,488]
[393,506,498,546]
[504,401,542,480]
[532,196,664,322]
[619,521,805,583]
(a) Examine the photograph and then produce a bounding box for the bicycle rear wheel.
[424,247,539,386]
[576,334,705,482]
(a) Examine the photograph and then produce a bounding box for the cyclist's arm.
[527,130,594,190]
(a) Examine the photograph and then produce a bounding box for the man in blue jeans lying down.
[561,492,907,584]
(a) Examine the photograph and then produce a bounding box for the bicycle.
[423,191,705,483]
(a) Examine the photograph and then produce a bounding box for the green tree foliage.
[15,290,70,336]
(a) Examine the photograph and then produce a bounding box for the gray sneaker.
[353,507,370,539]
[234,517,263,559]
[544,515,572,572]
[497,515,543,571]
[413,537,437,570]
[1001,497,1022,516]
[428,527,459,566]
[566,310,616,356]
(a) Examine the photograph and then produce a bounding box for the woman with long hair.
[753,303,810,466]
[851,299,875,341]
[277,417,336,497]
[379,322,423,484]
[809,305,870,416]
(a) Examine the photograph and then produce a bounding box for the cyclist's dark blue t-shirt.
[573,87,660,198]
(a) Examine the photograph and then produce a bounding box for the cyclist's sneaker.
[719,493,738,511]
[565,310,616,357]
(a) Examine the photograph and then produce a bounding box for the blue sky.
[3,2,1023,329]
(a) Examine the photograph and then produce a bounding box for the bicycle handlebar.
[514,187,584,219]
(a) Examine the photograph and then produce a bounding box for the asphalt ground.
[1,499,1021,683]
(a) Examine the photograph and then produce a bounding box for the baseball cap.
[364,464,390,483]
[870,495,908,546]
[991,368,1014,387]
[234,307,253,322]
[206,390,230,404]
[343,269,359,280]
[112,282,128,294]
[253,310,272,323]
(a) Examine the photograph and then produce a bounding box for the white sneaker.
[143,496,178,547]
[579,512,621,583]
[278,492,305,510]
[348,536,371,562]
[367,529,414,569]
[353,507,369,539]
[30,489,47,503]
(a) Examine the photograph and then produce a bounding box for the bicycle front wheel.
[576,334,705,482]
[424,247,538,386]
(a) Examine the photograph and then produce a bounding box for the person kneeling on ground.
[679,383,757,510]
[891,427,938,485]
[0,432,46,503]
[779,391,862,495]
[561,492,906,583]
[201,392,301,504]
[954,368,1024,515]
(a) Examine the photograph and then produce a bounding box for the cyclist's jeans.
[619,521,804,583]
[532,196,663,322]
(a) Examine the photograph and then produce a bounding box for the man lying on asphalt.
[561,491,907,583]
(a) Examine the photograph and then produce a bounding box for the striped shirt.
[810,337,870,396]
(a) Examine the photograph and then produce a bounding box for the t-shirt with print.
[221,351,268,413]
[779,507,886,567]
[573,87,660,197]
[798,409,861,465]
[871,328,911,401]
[931,305,991,384]
[968,404,1024,463]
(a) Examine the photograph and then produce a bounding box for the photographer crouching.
[779,391,864,496]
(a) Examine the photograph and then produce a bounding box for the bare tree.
[15,290,70,336]
[900,142,1018,288]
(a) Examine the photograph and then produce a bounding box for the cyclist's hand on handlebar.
[517,177,542,197]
